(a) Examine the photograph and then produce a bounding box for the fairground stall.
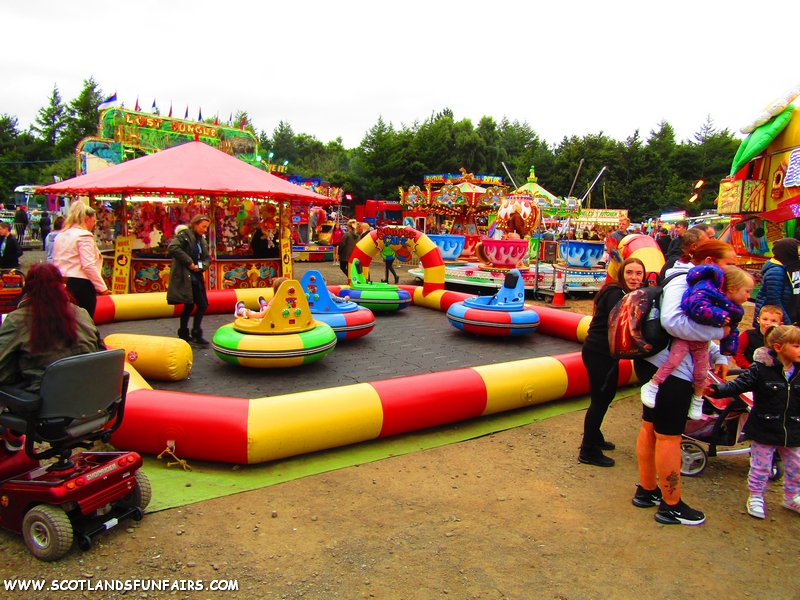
[399,169,506,256]
[716,86,800,278]
[286,176,342,261]
[39,141,329,293]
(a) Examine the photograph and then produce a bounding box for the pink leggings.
[653,338,709,390]
[749,441,800,500]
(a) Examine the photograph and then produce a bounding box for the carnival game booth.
[39,141,329,293]
[287,177,342,262]
[716,84,800,269]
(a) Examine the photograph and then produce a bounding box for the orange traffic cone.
[549,269,571,309]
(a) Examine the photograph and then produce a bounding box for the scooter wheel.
[77,534,92,552]
[116,471,152,511]
[22,505,74,561]
[680,440,707,477]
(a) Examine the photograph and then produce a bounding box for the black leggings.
[582,347,620,446]
[634,359,693,436]
[384,257,397,282]
[66,277,97,319]
[179,278,209,330]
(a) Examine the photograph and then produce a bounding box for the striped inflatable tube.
[103,228,634,464]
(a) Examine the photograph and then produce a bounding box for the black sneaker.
[578,446,615,467]
[632,485,662,508]
[654,499,705,525]
[598,440,616,451]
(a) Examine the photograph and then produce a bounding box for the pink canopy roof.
[38,141,330,203]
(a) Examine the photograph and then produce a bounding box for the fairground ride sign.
[423,173,504,186]
[76,108,259,175]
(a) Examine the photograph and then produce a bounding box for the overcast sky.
[3,0,799,151]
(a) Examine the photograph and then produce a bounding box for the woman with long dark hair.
[0,263,104,392]
[579,257,646,467]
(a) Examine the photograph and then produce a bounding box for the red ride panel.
[374,370,488,438]
[111,389,250,464]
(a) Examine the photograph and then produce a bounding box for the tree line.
[1,78,740,220]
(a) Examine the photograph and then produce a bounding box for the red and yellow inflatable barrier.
[101,228,635,464]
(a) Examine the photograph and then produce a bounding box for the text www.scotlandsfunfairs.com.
[4,579,239,592]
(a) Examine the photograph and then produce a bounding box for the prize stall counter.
[95,196,289,293]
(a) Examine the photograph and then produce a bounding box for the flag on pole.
[135,97,140,111]
[198,107,203,122]
[228,113,233,127]
[168,103,173,118]
[98,92,117,111]
[214,113,219,126]
[151,99,158,114]
[184,106,189,120]
[241,116,247,130]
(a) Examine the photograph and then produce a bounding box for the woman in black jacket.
[705,324,800,519]
[579,257,646,467]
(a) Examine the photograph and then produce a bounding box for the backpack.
[607,273,684,359]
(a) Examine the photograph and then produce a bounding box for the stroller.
[680,369,783,479]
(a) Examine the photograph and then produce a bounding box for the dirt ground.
[3,257,800,599]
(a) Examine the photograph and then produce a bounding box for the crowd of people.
[579,220,800,526]
[1,202,800,530]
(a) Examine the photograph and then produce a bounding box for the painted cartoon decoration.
[740,83,800,134]
[493,195,541,236]
[731,106,795,176]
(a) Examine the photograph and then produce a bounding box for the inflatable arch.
[93,237,636,465]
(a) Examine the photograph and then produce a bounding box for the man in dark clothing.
[13,206,28,244]
[656,228,671,255]
[609,217,631,244]
[0,221,23,269]
[39,211,51,253]
[664,220,688,261]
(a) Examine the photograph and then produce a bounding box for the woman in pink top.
[52,201,110,319]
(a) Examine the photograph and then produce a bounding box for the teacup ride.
[339,259,412,312]
[475,237,530,272]
[427,234,466,262]
[212,279,337,368]
[446,269,540,336]
[299,270,376,341]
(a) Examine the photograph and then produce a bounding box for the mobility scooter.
[0,349,151,561]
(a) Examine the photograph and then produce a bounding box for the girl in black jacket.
[579,257,646,467]
[706,324,800,519]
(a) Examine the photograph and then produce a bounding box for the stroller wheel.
[680,440,707,477]
[769,453,784,481]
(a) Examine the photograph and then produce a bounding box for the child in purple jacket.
[641,265,753,419]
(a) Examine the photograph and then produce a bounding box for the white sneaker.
[747,495,766,519]
[234,300,247,318]
[783,494,800,514]
[640,380,659,408]
[688,395,705,420]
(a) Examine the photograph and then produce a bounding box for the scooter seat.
[0,385,41,414]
